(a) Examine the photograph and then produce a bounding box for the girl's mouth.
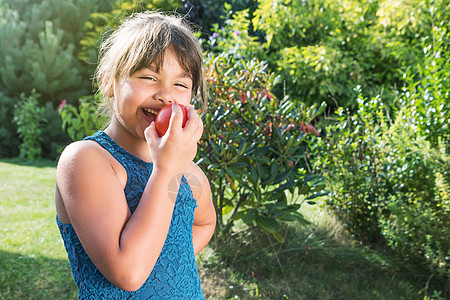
[143,108,158,123]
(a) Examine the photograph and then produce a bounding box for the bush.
[210,0,450,110]
[309,15,450,281]
[206,3,265,60]
[198,51,327,242]
[400,25,449,153]
[2,88,70,160]
[311,93,390,243]
[311,90,449,280]
[377,117,449,278]
[58,94,107,142]
[40,101,71,159]
[13,90,46,159]
[180,0,258,36]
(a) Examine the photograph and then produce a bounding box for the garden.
[0,0,448,299]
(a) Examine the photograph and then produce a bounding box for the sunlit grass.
[0,159,77,299]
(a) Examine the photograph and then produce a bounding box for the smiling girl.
[55,11,215,299]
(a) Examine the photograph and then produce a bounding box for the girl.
[55,11,216,299]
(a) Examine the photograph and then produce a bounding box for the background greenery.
[1,0,448,298]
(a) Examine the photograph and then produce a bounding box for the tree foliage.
[211,0,447,109]
[0,0,105,103]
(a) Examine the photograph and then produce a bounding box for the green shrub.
[198,51,327,242]
[400,25,449,153]
[13,90,46,159]
[2,89,70,160]
[58,94,107,142]
[309,15,450,279]
[311,90,449,278]
[207,3,265,60]
[40,101,71,159]
[377,117,449,278]
[241,0,449,108]
[311,92,389,243]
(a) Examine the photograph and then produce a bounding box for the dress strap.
[83,131,132,173]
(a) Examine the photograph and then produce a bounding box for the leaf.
[291,211,311,226]
[270,162,278,181]
[225,173,238,191]
[254,161,266,179]
[237,139,248,156]
[231,210,246,221]
[222,205,233,215]
[299,185,311,195]
[273,168,294,185]
[249,163,258,185]
[272,179,297,193]
[312,184,326,192]
[255,216,280,234]
[242,209,258,225]
[272,231,285,243]
[228,161,248,168]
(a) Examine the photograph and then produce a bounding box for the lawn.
[0,158,77,299]
[0,158,433,299]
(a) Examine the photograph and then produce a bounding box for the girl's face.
[112,49,193,140]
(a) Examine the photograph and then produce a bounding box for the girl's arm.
[186,163,216,255]
[56,105,203,292]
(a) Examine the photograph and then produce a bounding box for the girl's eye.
[175,83,188,89]
[140,76,156,81]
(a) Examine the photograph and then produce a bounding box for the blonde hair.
[95,11,207,114]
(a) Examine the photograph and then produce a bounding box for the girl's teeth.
[144,108,158,115]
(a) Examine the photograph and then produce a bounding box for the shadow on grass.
[0,158,57,168]
[201,224,447,300]
[0,250,77,300]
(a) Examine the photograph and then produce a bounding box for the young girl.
[55,11,216,299]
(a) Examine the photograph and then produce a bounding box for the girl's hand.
[144,104,203,176]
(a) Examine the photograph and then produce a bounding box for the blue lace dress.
[57,131,204,299]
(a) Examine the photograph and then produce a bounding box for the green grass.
[0,158,443,299]
[0,158,77,299]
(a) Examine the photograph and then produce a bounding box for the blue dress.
[57,131,204,299]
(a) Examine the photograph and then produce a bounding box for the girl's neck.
[104,120,152,163]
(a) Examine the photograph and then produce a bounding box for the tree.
[0,0,106,103]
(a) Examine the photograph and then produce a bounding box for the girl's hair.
[95,11,207,114]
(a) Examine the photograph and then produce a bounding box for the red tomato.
[155,104,188,137]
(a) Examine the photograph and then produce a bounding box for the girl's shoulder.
[58,140,109,166]
[57,139,125,178]
[57,140,127,189]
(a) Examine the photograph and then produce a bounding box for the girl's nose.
[156,87,174,105]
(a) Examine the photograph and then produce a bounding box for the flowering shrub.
[197,51,326,241]
[58,94,106,141]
